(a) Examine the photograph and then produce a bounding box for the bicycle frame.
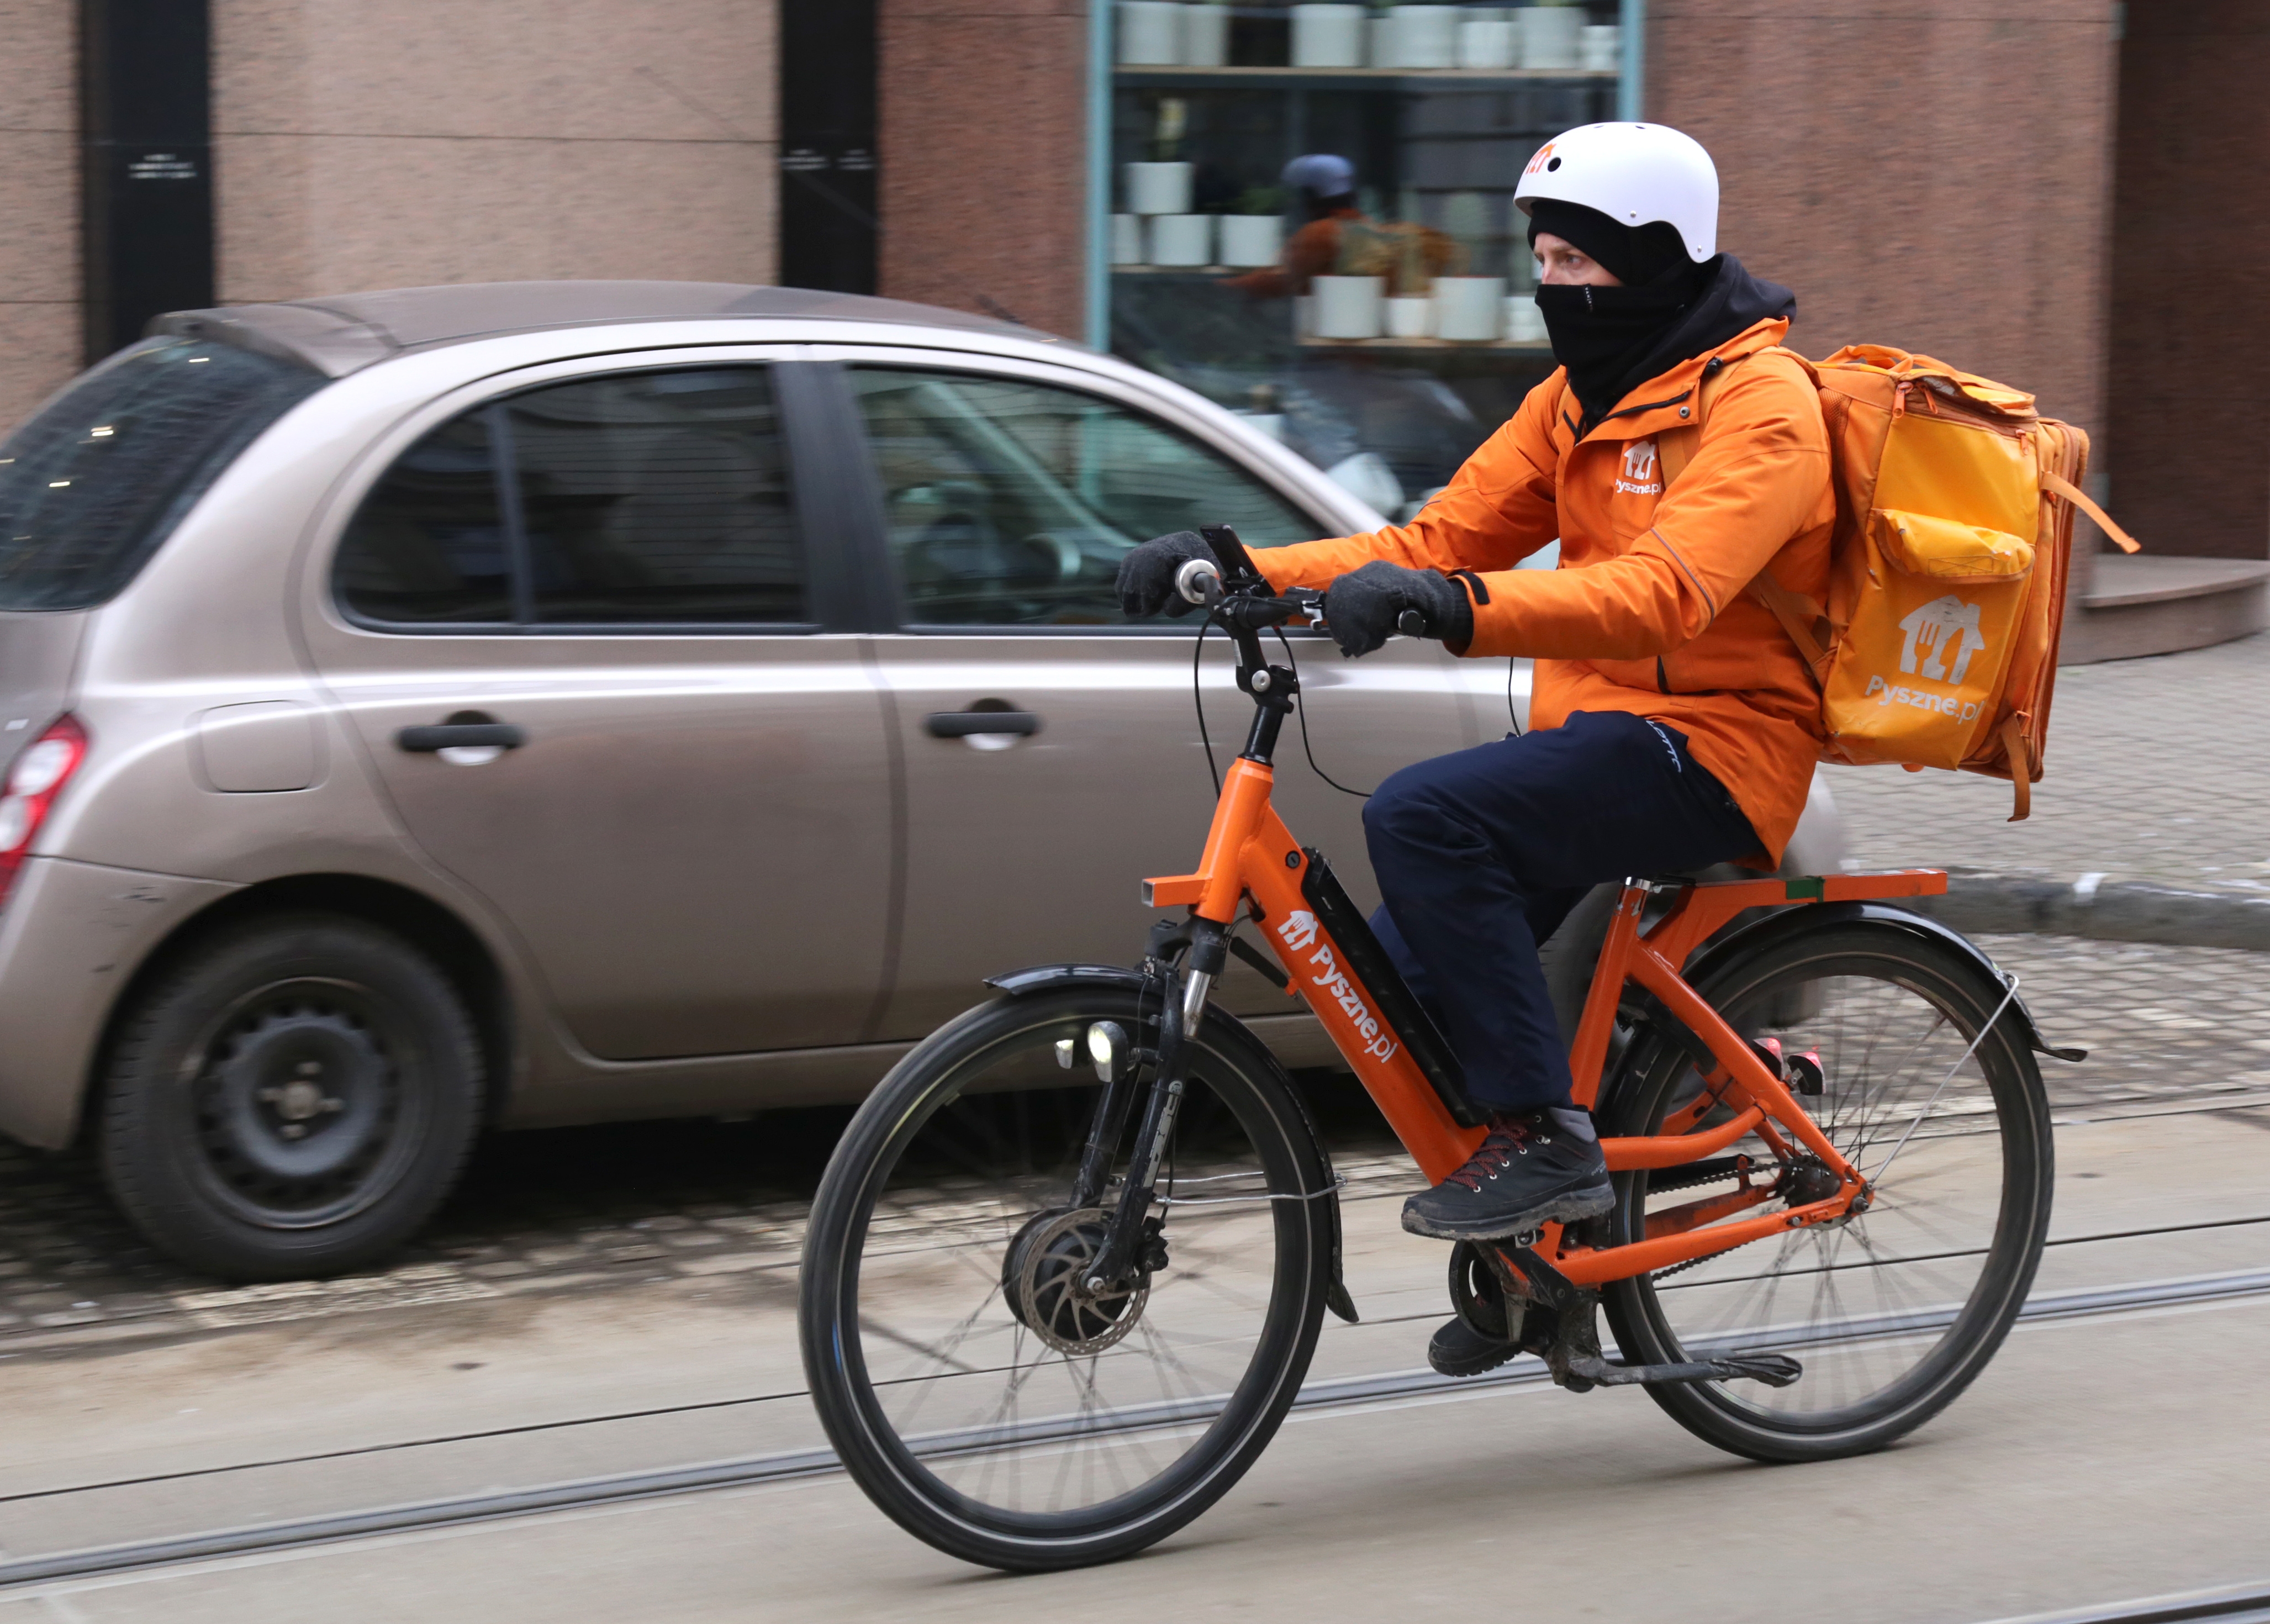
[1142,604,1949,1293]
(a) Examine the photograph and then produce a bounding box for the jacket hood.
[1596,254,1796,422]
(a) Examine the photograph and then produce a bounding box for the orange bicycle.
[800,525,2063,1572]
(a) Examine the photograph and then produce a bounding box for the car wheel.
[99,913,483,1281]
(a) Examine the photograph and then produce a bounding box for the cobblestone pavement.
[3,931,2265,1352]
[1829,631,2270,895]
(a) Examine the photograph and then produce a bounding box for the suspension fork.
[1077,918,1229,1294]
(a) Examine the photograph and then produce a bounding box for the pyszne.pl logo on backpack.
[1866,594,1986,722]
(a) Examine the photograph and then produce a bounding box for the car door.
[300,355,895,1059]
[829,354,1479,1038]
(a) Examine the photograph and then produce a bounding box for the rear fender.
[983,961,1360,1325]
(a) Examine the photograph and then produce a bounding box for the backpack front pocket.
[1822,508,2034,769]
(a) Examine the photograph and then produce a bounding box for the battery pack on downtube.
[1299,849,1485,1129]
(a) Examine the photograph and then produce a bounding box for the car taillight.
[0,715,88,908]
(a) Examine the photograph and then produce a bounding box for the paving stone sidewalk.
[3,931,2265,1353]
[1828,631,2270,898]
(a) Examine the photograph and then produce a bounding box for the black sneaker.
[1428,1315,1521,1378]
[1400,1111,1613,1242]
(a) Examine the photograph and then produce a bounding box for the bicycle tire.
[1599,917,2053,1463]
[799,986,1333,1571]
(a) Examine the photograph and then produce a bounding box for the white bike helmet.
[1514,123,1719,264]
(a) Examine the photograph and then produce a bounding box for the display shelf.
[1297,335,1551,356]
[1113,65,1613,89]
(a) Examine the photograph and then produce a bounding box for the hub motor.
[1001,1207,1153,1356]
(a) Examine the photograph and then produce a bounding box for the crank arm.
[1560,1352,1803,1389]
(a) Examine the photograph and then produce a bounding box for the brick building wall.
[1648,1,2122,449]
[875,0,1087,338]
[0,0,83,430]
[2104,2,2269,561]
[213,0,779,305]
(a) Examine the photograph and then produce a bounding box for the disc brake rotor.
[1004,1206,1150,1356]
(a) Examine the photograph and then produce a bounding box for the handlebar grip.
[1397,608,1434,639]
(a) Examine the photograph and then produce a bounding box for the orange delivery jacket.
[1255,314,1835,865]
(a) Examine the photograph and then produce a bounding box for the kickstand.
[1493,1243,1803,1392]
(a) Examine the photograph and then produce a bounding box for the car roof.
[152,281,1048,378]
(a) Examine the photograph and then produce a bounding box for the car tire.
[98,913,484,1281]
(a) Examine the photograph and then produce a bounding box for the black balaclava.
[1528,198,1713,426]
[1527,201,1799,430]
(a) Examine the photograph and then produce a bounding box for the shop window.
[1105,1,1625,514]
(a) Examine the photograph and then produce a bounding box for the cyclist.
[1118,123,1836,1353]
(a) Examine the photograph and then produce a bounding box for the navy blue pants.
[1364,710,1762,1114]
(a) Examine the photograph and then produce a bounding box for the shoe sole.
[1399,1180,1615,1243]
[1429,1340,1521,1379]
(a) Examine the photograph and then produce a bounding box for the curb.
[1908,869,2270,951]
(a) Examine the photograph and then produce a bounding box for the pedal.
[1786,1049,1825,1096]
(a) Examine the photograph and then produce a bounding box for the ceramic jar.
[1290,3,1364,67]
[1181,2,1231,66]
[1124,161,1193,216]
[1518,4,1581,70]
[1385,5,1459,68]
[1218,214,1285,267]
[1148,214,1215,266]
[1117,0,1181,64]
[1313,275,1386,339]
[1434,276,1506,340]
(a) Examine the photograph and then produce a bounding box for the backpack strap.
[2040,469,2141,554]
[1656,348,1833,687]
[2001,714,2033,822]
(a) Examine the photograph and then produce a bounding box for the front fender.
[984,963,1150,999]
[1678,900,2084,1063]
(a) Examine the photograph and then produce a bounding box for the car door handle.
[396,720,527,752]
[924,710,1041,739]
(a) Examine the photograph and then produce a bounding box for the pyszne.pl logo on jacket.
[1614,439,1662,497]
[1863,594,1988,721]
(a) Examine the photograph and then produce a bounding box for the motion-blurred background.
[6,1,2262,660]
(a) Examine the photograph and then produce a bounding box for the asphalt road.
[0,1100,2263,1623]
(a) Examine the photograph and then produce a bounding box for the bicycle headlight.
[1085,1021,1129,1083]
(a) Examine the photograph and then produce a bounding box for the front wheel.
[799,986,1333,1572]
[1600,919,2053,1462]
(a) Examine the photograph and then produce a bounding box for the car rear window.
[0,336,325,611]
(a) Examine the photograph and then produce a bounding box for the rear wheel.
[1601,919,2052,1462]
[799,986,1332,1572]
[99,914,483,1280]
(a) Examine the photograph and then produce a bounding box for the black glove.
[1320,561,1474,658]
[1116,530,1220,619]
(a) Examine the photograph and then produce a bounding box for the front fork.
[1073,918,1229,1294]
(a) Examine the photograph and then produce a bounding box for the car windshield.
[0,336,326,611]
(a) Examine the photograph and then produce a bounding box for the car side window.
[333,365,805,628]
[847,367,1322,628]
[506,368,804,624]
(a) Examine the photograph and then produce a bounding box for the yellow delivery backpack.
[1662,345,2140,821]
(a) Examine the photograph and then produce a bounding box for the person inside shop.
[1117,123,1831,1377]
[1221,153,1368,299]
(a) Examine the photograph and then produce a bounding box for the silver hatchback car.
[0,281,1544,1279]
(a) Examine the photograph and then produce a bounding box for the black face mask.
[1536,273,1705,427]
